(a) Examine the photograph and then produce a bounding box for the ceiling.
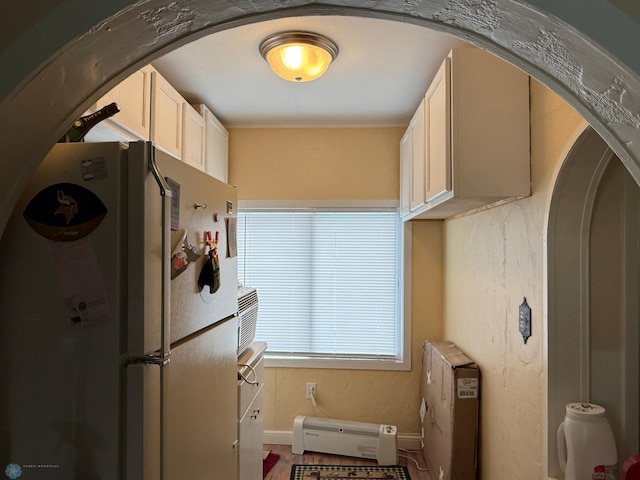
[152,15,466,128]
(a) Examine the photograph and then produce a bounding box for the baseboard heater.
[292,415,398,465]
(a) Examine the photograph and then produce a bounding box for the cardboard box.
[420,340,480,480]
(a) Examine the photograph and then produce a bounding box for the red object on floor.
[263,452,280,478]
[623,454,640,480]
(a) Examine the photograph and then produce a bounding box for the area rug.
[290,464,411,479]
[263,451,280,478]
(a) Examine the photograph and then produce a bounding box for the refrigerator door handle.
[147,143,172,358]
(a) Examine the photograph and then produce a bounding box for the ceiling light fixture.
[259,31,339,83]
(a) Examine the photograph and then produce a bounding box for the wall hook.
[194,202,208,209]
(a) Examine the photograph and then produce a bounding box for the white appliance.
[0,141,239,479]
[557,402,618,480]
[237,286,259,355]
[292,415,398,466]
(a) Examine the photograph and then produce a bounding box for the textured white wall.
[443,80,586,479]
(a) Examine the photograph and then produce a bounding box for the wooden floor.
[262,444,433,480]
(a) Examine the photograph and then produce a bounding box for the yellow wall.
[442,80,585,479]
[228,127,443,434]
[229,128,401,201]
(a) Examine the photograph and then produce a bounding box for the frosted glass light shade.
[259,31,339,83]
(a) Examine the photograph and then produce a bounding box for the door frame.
[546,125,640,476]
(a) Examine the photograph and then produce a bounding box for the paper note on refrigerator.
[226,217,237,258]
[49,236,111,325]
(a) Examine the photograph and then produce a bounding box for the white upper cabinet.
[83,66,230,182]
[400,46,530,220]
[84,65,153,142]
[197,104,229,183]
[424,57,451,204]
[399,128,412,216]
[409,100,426,212]
[399,99,427,214]
[150,70,183,160]
[181,103,206,171]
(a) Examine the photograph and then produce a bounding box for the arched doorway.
[547,126,640,476]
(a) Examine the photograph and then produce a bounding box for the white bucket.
[557,402,617,480]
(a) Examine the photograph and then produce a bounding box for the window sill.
[264,354,411,371]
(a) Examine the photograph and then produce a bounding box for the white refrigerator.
[0,141,239,479]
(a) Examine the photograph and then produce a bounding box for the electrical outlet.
[305,383,316,399]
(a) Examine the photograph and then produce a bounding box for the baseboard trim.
[264,430,294,446]
[263,430,423,452]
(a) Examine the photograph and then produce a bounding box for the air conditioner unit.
[292,415,398,466]
[237,286,258,355]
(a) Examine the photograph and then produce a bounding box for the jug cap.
[566,402,606,417]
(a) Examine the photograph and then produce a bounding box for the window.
[237,208,405,369]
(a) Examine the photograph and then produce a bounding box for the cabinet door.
[238,409,253,480]
[197,104,229,183]
[85,66,152,142]
[250,389,264,480]
[409,100,426,211]
[150,71,183,159]
[424,57,451,202]
[238,385,264,480]
[182,103,206,171]
[399,128,412,216]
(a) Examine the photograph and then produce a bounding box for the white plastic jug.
[557,402,618,480]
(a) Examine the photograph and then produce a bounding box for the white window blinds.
[237,210,399,359]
